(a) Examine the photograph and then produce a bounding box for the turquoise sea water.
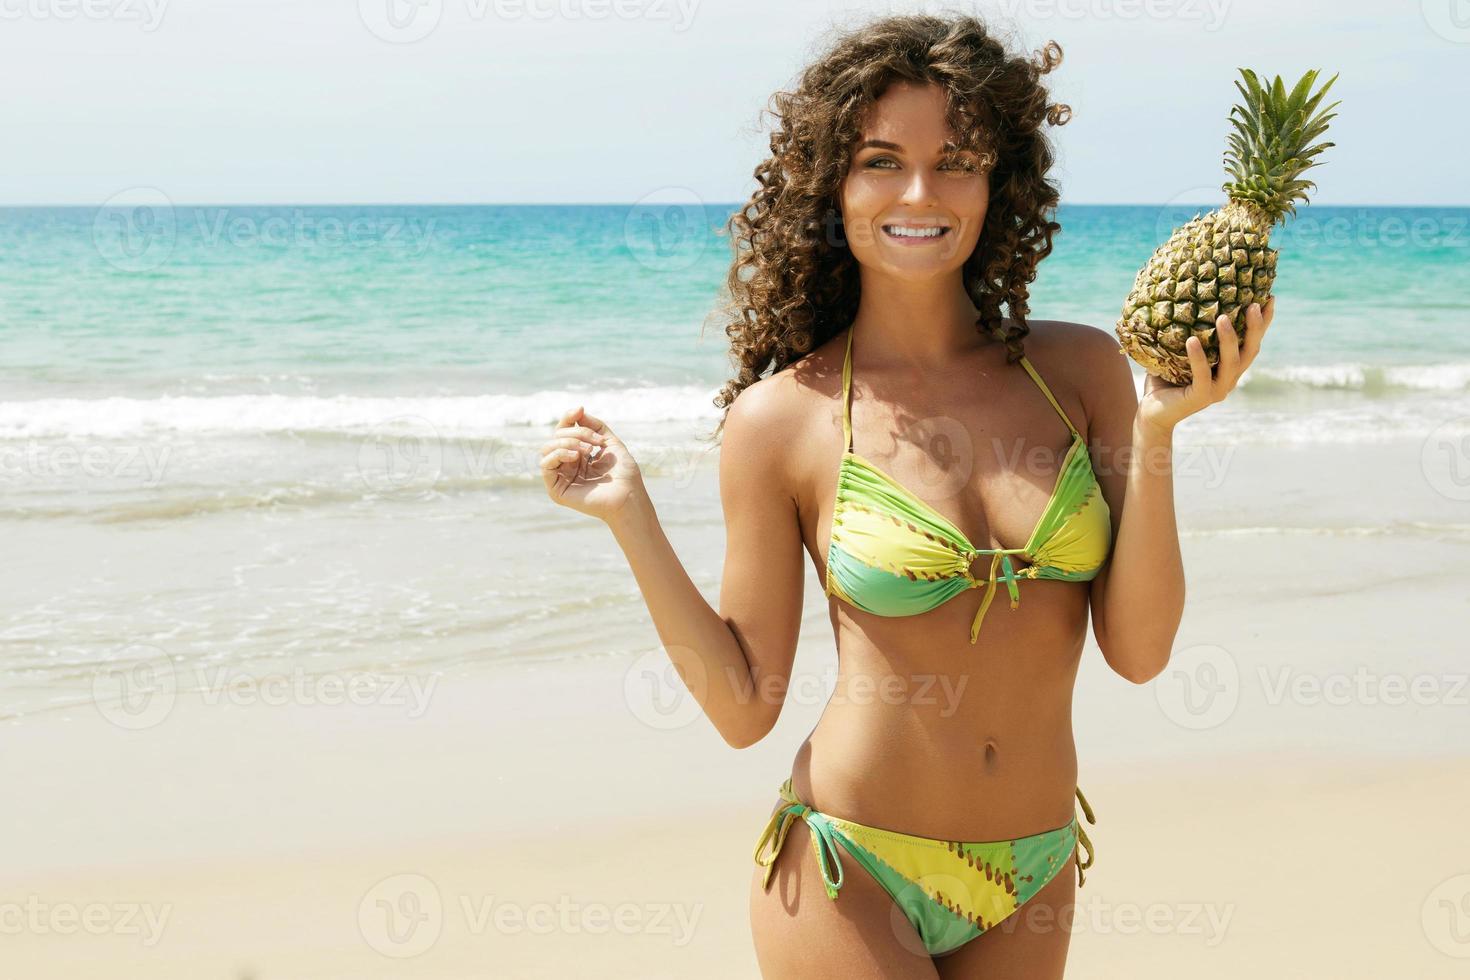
[1,202,1467,719]
[2,200,1467,512]
[4,202,1468,401]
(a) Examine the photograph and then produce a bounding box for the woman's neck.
[847,269,989,368]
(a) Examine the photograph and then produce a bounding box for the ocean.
[6,202,1469,430]
[2,202,1467,719]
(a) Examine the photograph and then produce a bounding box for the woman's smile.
[880,221,952,245]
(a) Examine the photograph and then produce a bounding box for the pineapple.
[1116,68,1339,385]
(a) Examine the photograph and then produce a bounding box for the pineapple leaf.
[1298,73,1340,119]
[1275,109,1301,149]
[1285,69,1318,115]
[1222,67,1340,219]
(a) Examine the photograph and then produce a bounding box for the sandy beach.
[4,745,1467,979]
[4,678,1467,977]
[4,428,1468,978]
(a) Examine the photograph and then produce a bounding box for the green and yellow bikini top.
[824,325,1113,644]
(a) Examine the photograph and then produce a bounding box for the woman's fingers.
[544,406,621,500]
[1185,334,1212,399]
[1148,300,1274,427]
[1238,301,1267,373]
[1216,314,1241,387]
[540,446,581,472]
[544,435,597,453]
[576,408,612,438]
[552,424,606,445]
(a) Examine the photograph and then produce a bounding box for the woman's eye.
[863,156,980,172]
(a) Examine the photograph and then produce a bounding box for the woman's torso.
[786,322,1094,840]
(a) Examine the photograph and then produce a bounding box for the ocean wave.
[0,386,722,440]
[0,483,377,523]
[1239,363,1470,394]
[1,372,1468,446]
[0,474,592,523]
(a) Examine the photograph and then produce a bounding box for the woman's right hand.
[539,405,645,523]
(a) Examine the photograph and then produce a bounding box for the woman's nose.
[898,169,939,207]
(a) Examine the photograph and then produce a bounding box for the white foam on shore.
[0,385,719,440]
[3,367,1470,445]
[1240,362,1470,393]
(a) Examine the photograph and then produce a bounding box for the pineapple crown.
[1222,67,1340,224]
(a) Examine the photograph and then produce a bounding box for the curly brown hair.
[706,12,1072,440]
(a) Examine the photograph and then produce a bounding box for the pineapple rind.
[1115,207,1277,386]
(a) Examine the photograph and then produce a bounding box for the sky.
[1,0,1464,206]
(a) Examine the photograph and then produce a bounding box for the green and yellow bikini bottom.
[752,777,1096,957]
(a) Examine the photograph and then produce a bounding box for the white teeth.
[884,225,946,238]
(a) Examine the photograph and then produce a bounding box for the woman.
[540,13,1271,979]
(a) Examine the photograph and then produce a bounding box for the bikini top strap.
[1017,355,1081,440]
[840,327,855,452]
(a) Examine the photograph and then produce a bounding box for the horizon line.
[3,200,1467,210]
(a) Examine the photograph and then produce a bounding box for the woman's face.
[837,81,990,281]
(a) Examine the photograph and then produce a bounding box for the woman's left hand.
[1137,296,1274,436]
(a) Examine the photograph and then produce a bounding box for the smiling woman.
[540,9,1272,980]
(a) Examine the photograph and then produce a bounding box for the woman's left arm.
[1083,298,1275,683]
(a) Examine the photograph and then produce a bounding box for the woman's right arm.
[542,376,805,749]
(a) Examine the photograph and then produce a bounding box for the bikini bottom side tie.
[752,778,846,899]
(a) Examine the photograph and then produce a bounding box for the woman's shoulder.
[1019,318,1121,362]
[724,339,838,444]
[759,329,851,407]
[1016,318,1126,383]
[1014,319,1134,429]
[721,339,843,504]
